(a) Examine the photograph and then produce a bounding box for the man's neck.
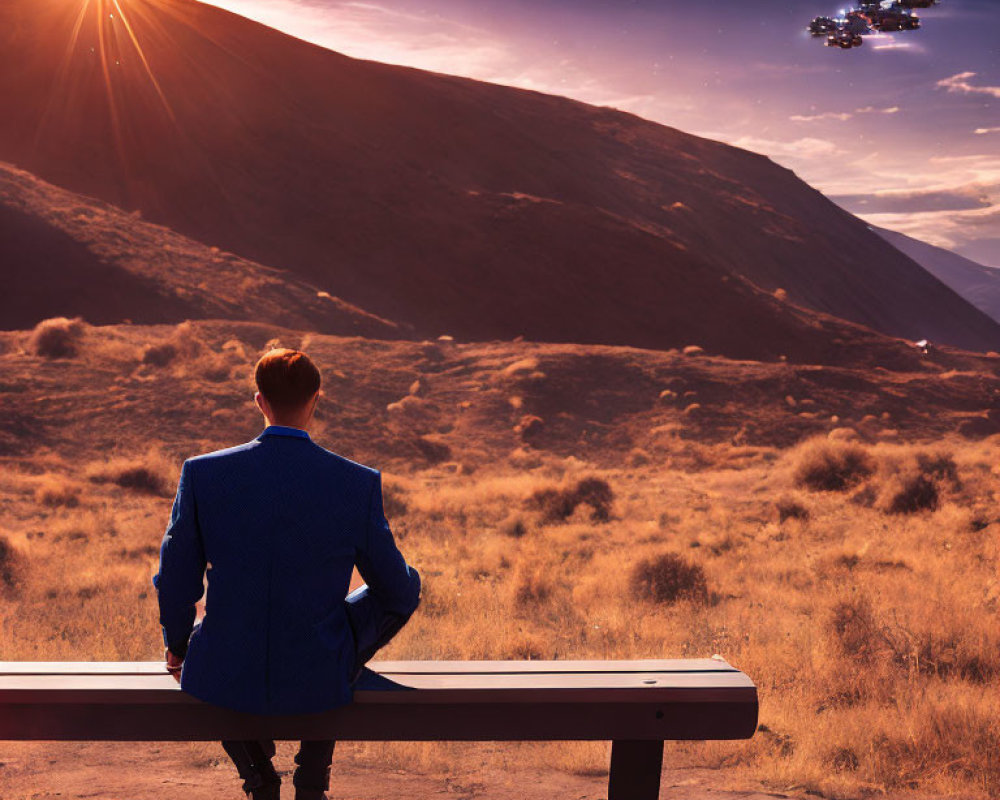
[265,421,309,431]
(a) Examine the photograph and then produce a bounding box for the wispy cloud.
[855,106,900,114]
[975,127,1000,135]
[789,112,852,123]
[829,187,993,214]
[936,71,1000,99]
[869,37,921,52]
[725,135,843,159]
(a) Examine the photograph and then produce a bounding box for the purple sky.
[203,0,1000,266]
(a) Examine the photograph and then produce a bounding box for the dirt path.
[0,741,802,800]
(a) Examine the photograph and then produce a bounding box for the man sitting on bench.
[152,347,422,800]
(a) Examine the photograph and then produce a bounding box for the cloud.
[829,187,993,214]
[789,112,853,123]
[859,204,1000,263]
[725,136,843,160]
[201,0,515,76]
[869,37,920,52]
[975,127,1000,135]
[936,72,1000,99]
[855,106,900,114]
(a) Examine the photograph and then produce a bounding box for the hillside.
[3,320,1000,464]
[874,225,1000,325]
[0,162,402,336]
[0,0,998,355]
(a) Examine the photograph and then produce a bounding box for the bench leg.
[608,740,663,800]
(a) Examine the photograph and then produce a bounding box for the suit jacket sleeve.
[356,470,421,616]
[152,459,207,659]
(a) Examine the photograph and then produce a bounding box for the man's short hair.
[254,348,321,415]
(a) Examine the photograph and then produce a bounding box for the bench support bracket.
[608,739,663,800]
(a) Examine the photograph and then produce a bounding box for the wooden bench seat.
[0,658,758,799]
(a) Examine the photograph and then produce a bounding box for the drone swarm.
[807,0,938,50]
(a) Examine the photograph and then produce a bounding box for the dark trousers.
[221,584,414,795]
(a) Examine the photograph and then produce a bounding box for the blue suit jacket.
[151,425,420,715]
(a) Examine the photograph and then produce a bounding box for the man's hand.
[165,648,183,682]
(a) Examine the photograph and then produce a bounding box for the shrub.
[915,451,959,485]
[527,487,575,522]
[631,553,708,604]
[30,316,86,359]
[776,497,809,522]
[114,466,170,495]
[571,478,614,522]
[626,448,650,467]
[793,439,875,492]
[414,436,451,464]
[505,634,544,660]
[526,477,614,523]
[513,567,553,609]
[141,342,178,367]
[142,323,204,368]
[500,515,528,538]
[831,598,879,662]
[0,536,23,594]
[86,451,174,497]
[381,481,408,518]
[34,475,80,508]
[829,746,860,772]
[886,473,938,514]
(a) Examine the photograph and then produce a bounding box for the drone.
[807,0,938,49]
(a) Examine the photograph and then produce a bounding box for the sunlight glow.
[110,0,177,123]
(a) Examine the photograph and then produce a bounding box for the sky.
[202,0,1000,266]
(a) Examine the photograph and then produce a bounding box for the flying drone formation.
[808,0,939,49]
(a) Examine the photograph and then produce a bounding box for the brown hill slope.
[0,162,402,336]
[1,0,997,354]
[3,320,999,465]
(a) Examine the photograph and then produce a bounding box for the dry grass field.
[0,319,998,799]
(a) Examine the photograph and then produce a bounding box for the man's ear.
[254,391,267,417]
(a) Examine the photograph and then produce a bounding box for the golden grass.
[0,433,997,796]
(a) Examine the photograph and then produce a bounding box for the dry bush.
[381,480,408,518]
[631,553,708,604]
[0,535,24,595]
[867,703,1000,791]
[880,449,959,515]
[526,477,614,523]
[33,475,80,508]
[916,451,959,486]
[626,447,650,467]
[776,497,808,522]
[141,342,178,367]
[141,322,203,367]
[886,473,938,514]
[831,598,880,663]
[793,439,875,491]
[30,316,86,359]
[512,565,554,610]
[499,515,529,538]
[505,633,545,660]
[827,746,860,773]
[831,597,998,682]
[86,449,176,497]
[413,436,451,464]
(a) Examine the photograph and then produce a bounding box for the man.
[152,348,421,800]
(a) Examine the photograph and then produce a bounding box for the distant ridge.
[873,225,1000,327]
[1,0,998,356]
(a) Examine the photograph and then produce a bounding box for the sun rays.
[109,0,178,124]
[33,0,183,161]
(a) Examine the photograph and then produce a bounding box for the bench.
[0,657,758,799]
